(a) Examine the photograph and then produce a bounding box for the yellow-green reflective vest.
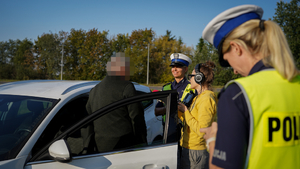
[162,83,194,122]
[225,70,300,169]
[163,83,194,101]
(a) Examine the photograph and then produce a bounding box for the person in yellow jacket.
[178,61,217,169]
[199,4,300,169]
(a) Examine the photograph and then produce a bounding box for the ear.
[183,66,189,74]
[230,42,242,56]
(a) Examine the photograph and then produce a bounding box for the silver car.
[0,80,178,169]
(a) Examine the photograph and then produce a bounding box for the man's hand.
[155,107,166,116]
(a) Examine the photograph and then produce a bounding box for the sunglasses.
[188,74,196,79]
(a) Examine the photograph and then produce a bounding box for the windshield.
[0,95,57,161]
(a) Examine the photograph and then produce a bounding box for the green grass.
[0,79,18,82]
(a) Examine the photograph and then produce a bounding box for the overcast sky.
[0,0,284,48]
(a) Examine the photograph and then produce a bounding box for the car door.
[26,90,179,169]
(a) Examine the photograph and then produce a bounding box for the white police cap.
[202,5,263,67]
[170,53,192,67]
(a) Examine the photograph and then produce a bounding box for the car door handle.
[143,164,168,169]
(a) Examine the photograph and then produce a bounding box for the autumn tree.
[164,30,176,41]
[192,38,213,70]
[0,40,15,79]
[194,38,241,86]
[63,29,86,80]
[34,33,61,79]
[110,33,130,53]
[1,28,199,82]
[13,39,35,79]
[273,0,300,68]
[78,29,112,80]
[144,33,193,84]
[150,35,175,83]
[127,28,154,83]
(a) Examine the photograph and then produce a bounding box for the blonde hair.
[222,19,299,81]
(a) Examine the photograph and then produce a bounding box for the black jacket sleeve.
[124,83,147,144]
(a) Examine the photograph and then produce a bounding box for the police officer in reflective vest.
[155,53,196,168]
[155,53,195,121]
[199,4,300,169]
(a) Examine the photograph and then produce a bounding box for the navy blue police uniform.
[213,60,271,168]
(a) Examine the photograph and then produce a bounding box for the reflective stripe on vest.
[225,70,300,169]
[162,84,171,122]
[163,83,193,101]
[163,83,172,91]
[162,83,194,122]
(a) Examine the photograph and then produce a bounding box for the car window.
[32,96,89,158]
[66,92,178,157]
[136,91,153,109]
[30,91,178,162]
[0,95,56,161]
[67,102,147,155]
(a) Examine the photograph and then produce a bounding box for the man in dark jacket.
[86,52,147,152]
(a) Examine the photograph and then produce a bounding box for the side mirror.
[49,139,72,162]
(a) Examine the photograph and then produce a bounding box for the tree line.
[0,28,194,84]
[0,0,299,86]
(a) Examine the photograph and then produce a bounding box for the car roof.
[0,80,99,99]
[0,80,151,99]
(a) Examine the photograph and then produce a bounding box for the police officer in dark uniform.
[155,53,195,169]
[155,53,195,117]
[199,5,300,169]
